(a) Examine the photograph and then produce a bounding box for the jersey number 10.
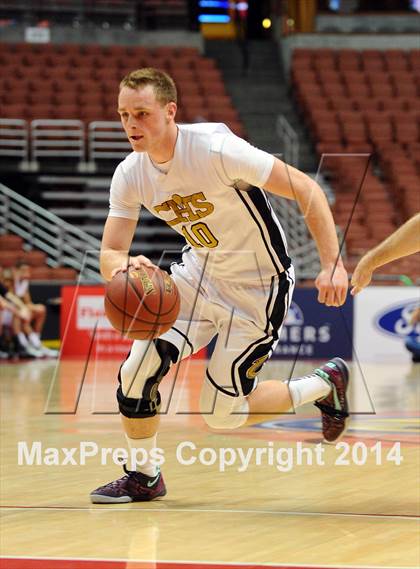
[181,222,219,249]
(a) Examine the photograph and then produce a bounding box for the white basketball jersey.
[109,122,291,283]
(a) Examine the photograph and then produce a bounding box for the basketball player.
[91,68,350,503]
[351,212,420,295]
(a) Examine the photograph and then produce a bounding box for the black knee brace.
[117,339,179,419]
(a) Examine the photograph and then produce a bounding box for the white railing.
[0,119,29,164]
[276,114,299,168]
[88,121,131,166]
[0,183,102,283]
[31,119,86,167]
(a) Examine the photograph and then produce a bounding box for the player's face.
[118,85,176,154]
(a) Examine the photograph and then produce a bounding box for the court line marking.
[1,505,419,521]
[1,556,417,569]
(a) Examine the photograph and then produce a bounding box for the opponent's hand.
[111,255,157,278]
[350,256,374,296]
[315,264,348,307]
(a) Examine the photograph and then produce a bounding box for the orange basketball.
[104,265,180,340]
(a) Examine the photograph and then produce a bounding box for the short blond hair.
[120,68,177,105]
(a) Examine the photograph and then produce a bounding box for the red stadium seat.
[0,234,24,251]
[200,82,226,96]
[342,123,367,145]
[322,82,347,99]
[53,92,80,106]
[2,104,28,119]
[0,251,22,267]
[371,83,394,98]
[347,83,370,98]
[395,122,419,144]
[22,250,47,267]
[395,83,418,98]
[363,59,385,73]
[54,105,81,119]
[30,267,53,280]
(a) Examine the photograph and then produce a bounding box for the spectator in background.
[0,267,41,359]
[13,261,58,357]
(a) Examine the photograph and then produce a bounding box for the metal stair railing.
[0,183,102,283]
[0,118,29,166]
[30,119,86,171]
[268,168,345,280]
[268,194,320,278]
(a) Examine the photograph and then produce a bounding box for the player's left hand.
[315,264,348,307]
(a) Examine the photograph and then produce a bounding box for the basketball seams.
[105,294,171,325]
[104,267,180,339]
[128,275,160,323]
[105,289,149,321]
[128,269,180,318]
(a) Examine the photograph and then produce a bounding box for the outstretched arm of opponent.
[351,213,420,295]
[263,158,348,307]
[100,217,155,281]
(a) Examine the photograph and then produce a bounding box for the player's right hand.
[111,255,157,278]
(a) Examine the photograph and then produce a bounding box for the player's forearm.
[296,178,344,270]
[100,217,139,281]
[100,249,131,281]
[360,214,420,271]
[264,162,343,270]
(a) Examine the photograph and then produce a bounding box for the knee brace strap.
[117,339,179,419]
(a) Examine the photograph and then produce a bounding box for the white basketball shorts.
[160,254,295,397]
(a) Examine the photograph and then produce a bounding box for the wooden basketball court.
[1,356,419,569]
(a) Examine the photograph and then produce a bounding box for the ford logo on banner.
[375,300,420,340]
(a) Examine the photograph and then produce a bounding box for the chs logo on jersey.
[375,300,420,340]
[154,192,219,250]
[154,192,214,226]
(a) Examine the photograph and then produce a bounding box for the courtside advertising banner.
[60,285,132,357]
[354,286,420,362]
[60,285,207,358]
[273,288,353,360]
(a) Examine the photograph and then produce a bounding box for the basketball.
[104,265,180,340]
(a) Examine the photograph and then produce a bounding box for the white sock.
[287,373,331,408]
[125,433,158,477]
[29,332,42,349]
[17,332,29,348]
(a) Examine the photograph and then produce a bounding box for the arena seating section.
[0,233,77,281]
[292,48,420,278]
[0,42,245,137]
